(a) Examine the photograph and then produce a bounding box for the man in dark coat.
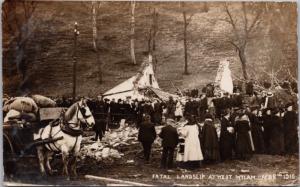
[138,115,157,163]
[184,98,192,117]
[246,80,254,96]
[92,96,109,141]
[109,99,118,123]
[153,100,163,125]
[198,94,208,122]
[219,109,235,161]
[159,118,179,169]
[283,103,298,154]
[212,97,223,119]
[206,83,215,97]
[191,88,199,98]
[165,96,176,119]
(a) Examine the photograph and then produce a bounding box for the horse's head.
[77,99,95,128]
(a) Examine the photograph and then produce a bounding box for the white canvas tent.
[214,59,233,94]
[103,55,160,100]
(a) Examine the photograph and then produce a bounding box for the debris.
[79,122,141,163]
[126,160,135,164]
[240,169,250,173]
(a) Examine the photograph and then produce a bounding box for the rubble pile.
[79,123,139,162]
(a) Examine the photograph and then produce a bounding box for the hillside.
[3,2,297,97]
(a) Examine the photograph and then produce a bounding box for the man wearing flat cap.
[159,118,179,169]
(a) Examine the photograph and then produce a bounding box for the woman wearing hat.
[248,106,265,154]
[269,108,284,155]
[179,114,203,169]
[201,113,220,163]
[262,108,273,154]
[235,109,253,160]
[219,109,235,161]
[282,103,298,154]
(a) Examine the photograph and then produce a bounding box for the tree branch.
[247,8,263,34]
[242,2,248,38]
[224,3,239,41]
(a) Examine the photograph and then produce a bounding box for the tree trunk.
[183,9,188,75]
[92,1,102,83]
[72,25,78,101]
[130,1,136,65]
[238,48,248,80]
[92,1,97,51]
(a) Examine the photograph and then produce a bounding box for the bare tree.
[147,7,159,70]
[91,1,103,83]
[180,2,194,75]
[223,2,264,80]
[3,0,37,90]
[130,1,136,65]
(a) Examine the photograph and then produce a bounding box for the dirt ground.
[4,142,299,186]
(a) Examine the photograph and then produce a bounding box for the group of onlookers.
[51,80,298,170]
[137,101,298,170]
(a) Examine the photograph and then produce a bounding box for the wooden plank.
[85,175,154,186]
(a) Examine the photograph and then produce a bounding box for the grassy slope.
[3,2,297,97]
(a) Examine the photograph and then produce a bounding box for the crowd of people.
[53,80,298,170]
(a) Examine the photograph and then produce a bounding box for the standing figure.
[138,115,157,163]
[219,109,235,161]
[93,96,109,141]
[283,103,299,154]
[175,100,184,121]
[159,118,179,169]
[180,115,203,169]
[269,108,284,155]
[201,113,220,163]
[235,110,253,160]
[262,108,273,154]
[166,96,176,119]
[248,106,265,154]
[153,99,163,125]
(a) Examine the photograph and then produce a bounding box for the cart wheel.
[3,134,16,177]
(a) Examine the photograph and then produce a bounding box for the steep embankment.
[3,2,297,96]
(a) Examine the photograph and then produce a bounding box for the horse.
[34,99,95,179]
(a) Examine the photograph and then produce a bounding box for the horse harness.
[40,103,86,153]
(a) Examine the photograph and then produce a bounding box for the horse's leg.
[61,146,70,179]
[70,154,78,178]
[36,146,46,176]
[45,151,56,175]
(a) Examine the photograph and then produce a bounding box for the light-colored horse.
[34,99,95,178]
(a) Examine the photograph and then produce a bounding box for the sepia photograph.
[2,1,299,186]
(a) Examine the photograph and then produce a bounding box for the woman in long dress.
[201,113,220,163]
[269,108,284,155]
[178,115,203,169]
[235,110,253,160]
